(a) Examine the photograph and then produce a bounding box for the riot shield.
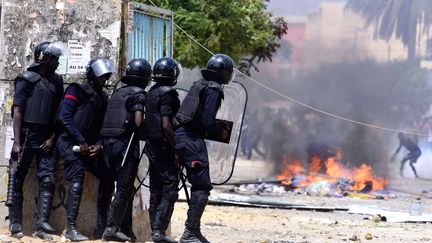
[176,80,248,185]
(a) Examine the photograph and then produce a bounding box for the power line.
[144,0,429,137]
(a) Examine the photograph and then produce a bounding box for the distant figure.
[244,111,266,160]
[391,132,421,178]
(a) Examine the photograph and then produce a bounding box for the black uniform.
[175,79,225,241]
[145,84,180,239]
[57,82,109,239]
[177,53,234,243]
[9,70,63,236]
[99,84,146,240]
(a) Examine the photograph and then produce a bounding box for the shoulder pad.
[123,85,145,94]
[157,86,177,96]
[17,71,41,83]
[207,81,223,93]
[130,86,146,93]
[70,81,94,95]
[114,85,145,97]
[195,79,208,85]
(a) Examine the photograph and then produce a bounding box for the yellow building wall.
[304,2,430,69]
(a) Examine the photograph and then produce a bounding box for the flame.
[310,154,322,173]
[352,164,388,191]
[277,147,388,192]
[277,155,305,182]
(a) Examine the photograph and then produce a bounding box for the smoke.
[239,60,432,178]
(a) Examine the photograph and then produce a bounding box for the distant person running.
[391,132,421,178]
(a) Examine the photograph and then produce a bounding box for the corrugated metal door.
[127,2,173,64]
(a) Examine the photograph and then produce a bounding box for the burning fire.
[277,148,388,192]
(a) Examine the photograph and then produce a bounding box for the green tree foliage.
[137,0,288,74]
[346,0,432,61]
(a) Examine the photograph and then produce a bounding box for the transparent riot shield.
[176,81,248,185]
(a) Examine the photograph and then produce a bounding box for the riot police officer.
[175,54,235,243]
[57,57,114,241]
[145,57,182,243]
[9,41,66,240]
[99,58,151,242]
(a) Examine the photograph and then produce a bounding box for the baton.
[121,132,135,167]
[6,131,28,207]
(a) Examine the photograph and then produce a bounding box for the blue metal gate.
[127,2,173,64]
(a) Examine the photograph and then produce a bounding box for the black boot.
[94,183,113,239]
[63,180,88,242]
[179,228,201,243]
[152,190,178,243]
[9,193,23,239]
[120,200,136,242]
[34,177,56,240]
[193,227,210,243]
[152,229,178,243]
[180,191,209,243]
[102,199,131,242]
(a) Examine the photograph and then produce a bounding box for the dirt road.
[2,159,432,242]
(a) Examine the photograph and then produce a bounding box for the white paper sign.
[67,40,91,74]
[5,126,13,159]
[56,55,68,75]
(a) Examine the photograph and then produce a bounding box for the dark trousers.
[145,141,179,232]
[103,137,140,203]
[57,135,114,230]
[175,134,212,232]
[103,136,140,229]
[9,139,57,227]
[14,142,57,186]
[175,135,212,192]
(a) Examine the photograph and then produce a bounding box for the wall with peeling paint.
[0,0,122,80]
[0,0,153,241]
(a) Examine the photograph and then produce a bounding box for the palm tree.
[346,0,432,61]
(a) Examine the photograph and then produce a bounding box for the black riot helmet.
[29,41,70,71]
[121,58,152,88]
[201,54,235,84]
[152,57,183,86]
[33,42,51,63]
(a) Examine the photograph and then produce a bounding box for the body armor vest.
[70,82,108,144]
[19,71,63,125]
[100,85,145,138]
[145,85,177,142]
[175,79,223,127]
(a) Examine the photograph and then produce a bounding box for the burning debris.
[234,147,388,198]
[277,147,388,193]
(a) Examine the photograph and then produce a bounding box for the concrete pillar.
[0,0,154,241]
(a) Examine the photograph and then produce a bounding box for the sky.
[267,0,347,17]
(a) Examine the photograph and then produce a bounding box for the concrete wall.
[0,0,154,241]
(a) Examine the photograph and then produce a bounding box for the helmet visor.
[44,41,71,58]
[176,62,183,82]
[91,59,116,77]
[227,69,236,84]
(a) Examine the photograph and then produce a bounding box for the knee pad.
[69,179,83,194]
[194,190,209,207]
[40,176,55,192]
